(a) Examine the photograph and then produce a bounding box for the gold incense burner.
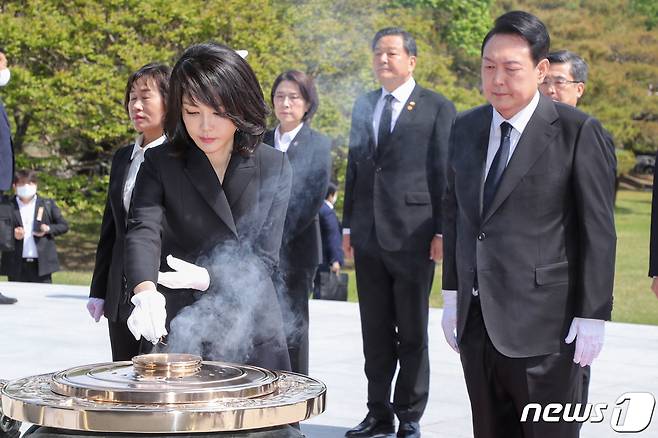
[0,354,326,435]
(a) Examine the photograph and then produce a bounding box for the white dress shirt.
[324,199,334,210]
[372,77,416,146]
[444,91,541,297]
[273,122,304,153]
[123,134,166,213]
[17,195,38,258]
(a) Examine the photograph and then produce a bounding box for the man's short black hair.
[372,27,417,56]
[14,169,38,184]
[326,182,337,199]
[547,50,589,83]
[481,10,550,65]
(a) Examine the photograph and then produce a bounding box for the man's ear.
[576,82,585,100]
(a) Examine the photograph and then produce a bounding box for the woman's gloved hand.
[157,255,210,291]
[127,289,167,344]
[86,298,105,322]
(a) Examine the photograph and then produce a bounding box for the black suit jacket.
[264,124,331,269]
[89,145,134,321]
[124,142,292,347]
[1,196,68,277]
[343,83,456,252]
[0,99,14,191]
[442,95,617,358]
[650,150,658,277]
[318,202,343,269]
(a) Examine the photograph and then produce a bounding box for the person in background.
[264,70,331,375]
[87,63,170,361]
[123,43,292,371]
[0,48,16,304]
[1,170,68,283]
[313,182,344,298]
[342,27,456,438]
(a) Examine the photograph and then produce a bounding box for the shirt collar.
[324,199,334,210]
[274,122,305,146]
[491,91,540,136]
[380,76,416,104]
[131,134,166,160]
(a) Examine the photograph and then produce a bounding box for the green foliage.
[616,148,635,176]
[631,0,658,30]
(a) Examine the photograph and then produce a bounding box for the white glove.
[158,255,210,291]
[127,289,167,344]
[86,298,105,322]
[441,290,459,353]
[565,317,605,367]
[235,50,248,59]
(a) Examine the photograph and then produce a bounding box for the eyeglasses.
[273,94,304,104]
[540,78,582,89]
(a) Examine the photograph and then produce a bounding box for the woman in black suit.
[264,70,331,374]
[124,43,292,371]
[87,63,170,361]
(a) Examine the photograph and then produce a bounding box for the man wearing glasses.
[539,50,587,107]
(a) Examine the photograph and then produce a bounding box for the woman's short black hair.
[165,42,269,157]
[481,10,550,66]
[270,70,319,122]
[123,63,171,115]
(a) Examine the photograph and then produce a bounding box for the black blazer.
[442,95,617,358]
[264,124,331,269]
[123,141,292,367]
[342,83,456,252]
[318,202,343,269]
[1,196,68,277]
[650,150,658,277]
[89,145,133,321]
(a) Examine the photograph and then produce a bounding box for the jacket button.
[477,232,486,241]
[375,167,382,173]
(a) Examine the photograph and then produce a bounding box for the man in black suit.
[0,49,17,304]
[1,170,69,283]
[441,11,616,438]
[342,27,456,438]
[318,182,343,274]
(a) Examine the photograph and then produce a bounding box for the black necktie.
[377,94,394,149]
[482,121,512,215]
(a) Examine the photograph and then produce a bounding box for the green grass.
[15,189,658,325]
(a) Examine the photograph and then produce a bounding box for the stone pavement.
[0,281,657,437]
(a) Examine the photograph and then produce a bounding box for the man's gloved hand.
[565,317,605,367]
[441,290,459,353]
[157,255,210,291]
[127,289,167,344]
[86,298,105,322]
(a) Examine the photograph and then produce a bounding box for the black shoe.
[396,421,420,438]
[345,414,395,437]
[0,292,17,305]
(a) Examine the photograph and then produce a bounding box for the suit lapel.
[286,123,311,160]
[389,84,422,140]
[183,145,238,237]
[364,91,379,159]
[12,197,22,227]
[223,152,257,209]
[482,96,559,223]
[112,146,132,226]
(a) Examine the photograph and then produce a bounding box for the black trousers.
[275,266,316,375]
[353,237,434,422]
[108,317,141,361]
[8,258,52,283]
[459,298,585,438]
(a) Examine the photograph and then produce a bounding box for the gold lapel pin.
[407,101,416,111]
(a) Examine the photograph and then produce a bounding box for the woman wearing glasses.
[264,70,331,375]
